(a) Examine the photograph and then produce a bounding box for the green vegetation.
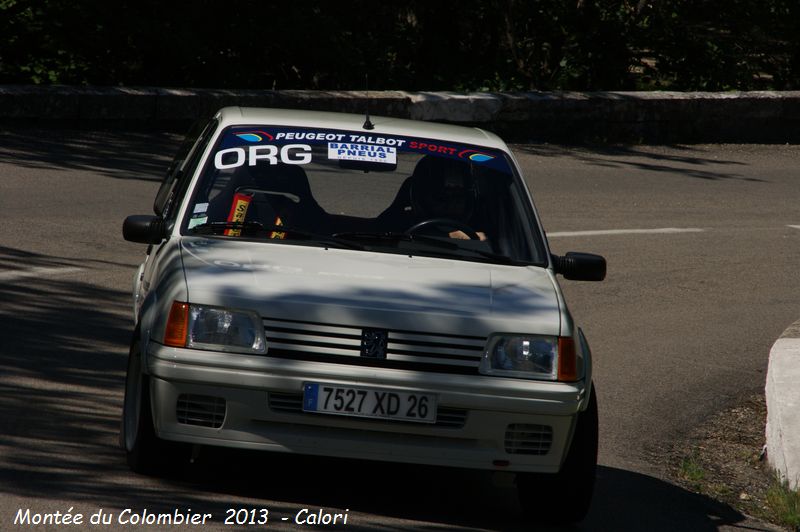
[1,0,798,91]
[678,454,706,489]
[766,476,800,530]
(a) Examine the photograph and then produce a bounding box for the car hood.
[179,237,562,337]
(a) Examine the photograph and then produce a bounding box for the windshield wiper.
[461,248,523,265]
[190,222,364,250]
[190,221,267,236]
[333,231,405,241]
[333,231,523,265]
[333,231,457,247]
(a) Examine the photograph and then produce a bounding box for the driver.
[408,155,487,241]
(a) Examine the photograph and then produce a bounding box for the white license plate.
[302,382,437,424]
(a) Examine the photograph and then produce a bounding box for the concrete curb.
[2,85,800,143]
[766,319,800,490]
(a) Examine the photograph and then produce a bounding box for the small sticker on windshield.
[193,203,209,214]
[328,142,397,164]
[188,215,207,229]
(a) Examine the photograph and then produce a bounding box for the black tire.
[517,385,598,524]
[120,334,183,475]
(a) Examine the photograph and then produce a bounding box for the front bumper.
[146,342,587,473]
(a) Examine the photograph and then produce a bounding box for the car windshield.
[183,125,546,265]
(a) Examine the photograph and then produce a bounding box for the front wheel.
[516,385,598,524]
[120,334,183,475]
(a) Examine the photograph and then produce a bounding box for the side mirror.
[123,215,166,244]
[552,252,606,281]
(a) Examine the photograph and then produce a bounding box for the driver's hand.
[449,230,487,241]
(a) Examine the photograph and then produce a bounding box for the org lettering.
[214,144,312,169]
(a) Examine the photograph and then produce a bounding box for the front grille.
[263,317,485,374]
[435,408,469,429]
[268,392,468,429]
[268,392,304,414]
[504,424,553,455]
[176,394,226,428]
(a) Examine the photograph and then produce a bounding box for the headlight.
[480,334,580,382]
[164,302,266,354]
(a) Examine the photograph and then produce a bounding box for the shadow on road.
[513,144,763,182]
[0,127,182,182]
[142,449,747,531]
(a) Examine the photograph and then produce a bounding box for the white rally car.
[121,107,606,523]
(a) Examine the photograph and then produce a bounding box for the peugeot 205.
[121,107,606,524]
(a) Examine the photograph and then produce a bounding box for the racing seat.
[243,163,326,234]
[204,164,326,237]
[377,155,483,236]
[375,177,414,232]
[204,166,260,223]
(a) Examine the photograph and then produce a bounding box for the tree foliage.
[1,0,798,91]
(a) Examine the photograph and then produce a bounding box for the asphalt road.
[1,128,798,531]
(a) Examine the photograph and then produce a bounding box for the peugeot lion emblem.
[361,329,388,359]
